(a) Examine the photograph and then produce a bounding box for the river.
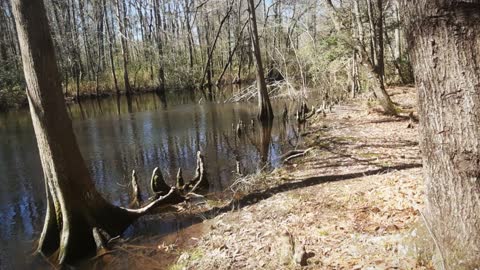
[0,91,300,269]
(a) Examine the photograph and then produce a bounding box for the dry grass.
[90,87,434,269]
[173,87,432,269]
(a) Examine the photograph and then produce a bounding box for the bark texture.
[12,0,180,264]
[402,1,480,268]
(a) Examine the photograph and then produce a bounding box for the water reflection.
[0,91,300,268]
[260,122,273,169]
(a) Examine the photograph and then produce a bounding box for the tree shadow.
[197,162,422,220]
[124,161,422,251]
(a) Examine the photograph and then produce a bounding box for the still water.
[0,92,299,268]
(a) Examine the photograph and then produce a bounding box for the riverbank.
[85,87,434,269]
[0,85,196,112]
[0,77,259,112]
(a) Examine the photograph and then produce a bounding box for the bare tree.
[115,0,132,95]
[248,0,274,123]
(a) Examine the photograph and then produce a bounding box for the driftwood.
[281,147,314,162]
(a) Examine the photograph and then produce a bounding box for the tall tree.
[115,0,132,95]
[11,0,181,264]
[104,0,120,94]
[248,0,274,122]
[402,1,480,268]
[153,0,166,94]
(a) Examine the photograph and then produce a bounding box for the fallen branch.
[123,188,183,215]
[282,147,314,162]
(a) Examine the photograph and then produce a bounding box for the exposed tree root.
[38,152,210,266]
[282,148,314,162]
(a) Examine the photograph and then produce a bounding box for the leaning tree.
[402,0,480,268]
[11,0,199,264]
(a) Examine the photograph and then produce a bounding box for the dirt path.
[171,87,432,269]
[91,87,434,269]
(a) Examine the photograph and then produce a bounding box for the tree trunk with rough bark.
[12,0,180,264]
[247,0,274,123]
[402,1,480,269]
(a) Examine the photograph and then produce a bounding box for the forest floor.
[90,87,435,270]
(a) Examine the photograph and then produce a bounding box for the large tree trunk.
[247,0,274,123]
[12,0,180,264]
[402,1,480,269]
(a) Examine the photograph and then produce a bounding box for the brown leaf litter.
[89,87,435,270]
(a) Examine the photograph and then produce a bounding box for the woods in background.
[0,0,412,111]
[7,0,480,267]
